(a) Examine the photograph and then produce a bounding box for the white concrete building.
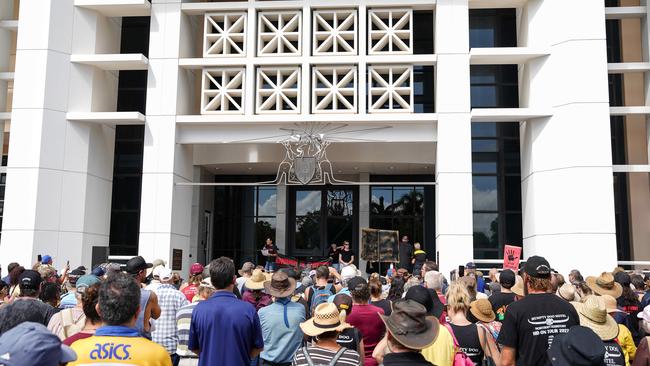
[0,0,648,277]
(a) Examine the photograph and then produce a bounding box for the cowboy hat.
[601,294,625,314]
[300,303,351,337]
[512,276,525,297]
[380,299,439,350]
[572,295,619,341]
[470,299,496,323]
[245,269,267,290]
[263,271,296,298]
[586,272,623,298]
[557,283,579,302]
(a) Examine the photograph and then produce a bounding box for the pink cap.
[190,263,204,275]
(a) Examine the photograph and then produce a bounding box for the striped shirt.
[176,301,199,357]
[292,346,361,366]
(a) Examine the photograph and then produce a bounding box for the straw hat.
[300,303,351,337]
[245,269,267,290]
[586,272,623,298]
[380,300,439,350]
[470,299,496,323]
[601,294,625,314]
[557,283,579,302]
[512,276,525,297]
[263,271,296,298]
[572,295,619,341]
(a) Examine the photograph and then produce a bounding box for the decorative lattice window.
[368,9,413,55]
[312,9,357,56]
[203,12,247,57]
[312,66,357,113]
[256,67,301,114]
[257,11,302,56]
[201,68,245,114]
[368,65,413,113]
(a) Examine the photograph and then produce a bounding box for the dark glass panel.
[471,123,497,137]
[504,176,522,211]
[473,176,498,211]
[413,11,434,54]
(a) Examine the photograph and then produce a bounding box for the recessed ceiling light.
[247,167,253,171]
[389,166,394,170]
[337,170,342,173]
[353,167,359,170]
[214,167,220,171]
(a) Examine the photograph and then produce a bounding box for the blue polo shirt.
[258,299,305,363]
[188,291,264,366]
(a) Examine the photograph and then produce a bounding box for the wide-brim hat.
[573,296,619,341]
[557,283,579,302]
[380,299,439,350]
[300,303,351,337]
[264,271,296,298]
[512,277,525,297]
[470,299,496,323]
[601,294,625,314]
[586,272,623,298]
[245,269,268,290]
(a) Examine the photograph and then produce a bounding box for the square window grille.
[312,66,357,113]
[368,65,413,113]
[368,8,413,55]
[201,68,245,114]
[312,9,358,56]
[203,12,247,57]
[256,67,301,114]
[257,11,302,56]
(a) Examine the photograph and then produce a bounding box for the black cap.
[124,256,153,274]
[19,270,42,290]
[547,326,606,366]
[347,276,367,292]
[499,269,516,288]
[524,256,551,279]
[404,285,444,318]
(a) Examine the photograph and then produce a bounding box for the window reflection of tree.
[473,217,498,253]
[371,188,424,216]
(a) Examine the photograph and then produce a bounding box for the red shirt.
[181,284,199,302]
[346,304,385,366]
[63,331,93,346]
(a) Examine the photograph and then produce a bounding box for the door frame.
[287,185,359,260]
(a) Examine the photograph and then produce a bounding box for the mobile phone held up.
[458,265,465,278]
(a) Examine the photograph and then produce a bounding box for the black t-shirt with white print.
[497,292,579,366]
[603,340,626,366]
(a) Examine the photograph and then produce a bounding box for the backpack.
[59,308,86,340]
[444,323,475,366]
[309,284,333,315]
[302,347,347,366]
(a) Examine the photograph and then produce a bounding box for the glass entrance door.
[289,187,358,260]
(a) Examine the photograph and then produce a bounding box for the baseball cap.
[41,255,52,264]
[341,266,358,281]
[465,262,476,270]
[75,275,100,294]
[18,270,42,290]
[190,263,204,276]
[124,256,153,274]
[0,322,77,366]
[347,276,367,292]
[499,269,516,287]
[547,325,605,366]
[158,267,173,281]
[524,256,552,279]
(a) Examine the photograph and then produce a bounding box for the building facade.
[0,0,648,277]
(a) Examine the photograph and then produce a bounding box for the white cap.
[158,267,173,281]
[341,265,358,281]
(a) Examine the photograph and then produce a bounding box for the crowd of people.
[1,250,650,366]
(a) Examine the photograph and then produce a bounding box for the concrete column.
[434,0,473,277]
[0,0,70,266]
[276,184,287,253]
[138,0,194,272]
[358,172,370,275]
[519,0,617,276]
